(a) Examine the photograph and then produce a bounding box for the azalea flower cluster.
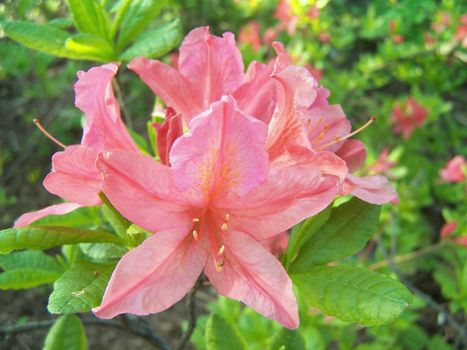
[16,27,397,328]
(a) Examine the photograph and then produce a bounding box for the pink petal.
[43,145,101,206]
[129,57,202,123]
[204,230,298,328]
[170,96,268,203]
[267,64,317,160]
[233,61,276,124]
[342,174,398,205]
[96,150,195,233]
[94,224,207,318]
[75,64,137,152]
[178,27,245,107]
[153,107,183,166]
[306,105,350,153]
[219,156,340,239]
[335,139,367,173]
[14,203,82,228]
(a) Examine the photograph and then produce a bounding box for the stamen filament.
[317,116,376,150]
[33,119,66,149]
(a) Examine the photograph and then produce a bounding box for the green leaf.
[115,0,168,51]
[43,315,87,350]
[292,265,412,326]
[65,33,116,62]
[0,226,122,254]
[100,196,130,242]
[3,21,73,57]
[33,206,101,228]
[48,261,116,314]
[79,243,127,260]
[0,269,61,290]
[268,328,306,350]
[65,0,111,40]
[119,19,182,61]
[205,314,247,350]
[289,199,381,273]
[283,206,331,268]
[0,250,62,272]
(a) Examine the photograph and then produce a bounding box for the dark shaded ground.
[0,285,215,349]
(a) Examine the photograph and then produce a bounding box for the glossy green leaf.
[292,265,412,325]
[115,0,168,51]
[79,242,127,260]
[65,33,116,62]
[3,21,73,57]
[0,269,61,289]
[283,206,331,268]
[0,226,122,254]
[65,0,111,40]
[43,315,87,350]
[205,314,247,350]
[33,206,101,228]
[0,250,62,272]
[119,19,182,61]
[289,199,381,273]
[268,328,306,350]
[48,261,116,314]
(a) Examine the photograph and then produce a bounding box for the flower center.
[191,210,230,272]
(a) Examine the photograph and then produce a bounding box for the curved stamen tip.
[221,223,228,231]
[33,118,66,149]
[317,116,376,151]
[225,213,230,221]
[192,230,199,240]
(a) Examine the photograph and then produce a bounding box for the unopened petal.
[14,203,82,228]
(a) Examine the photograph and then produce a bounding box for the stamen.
[192,230,198,240]
[225,213,230,221]
[33,119,66,149]
[221,223,228,231]
[218,245,225,255]
[215,258,224,272]
[192,218,200,223]
[317,116,376,151]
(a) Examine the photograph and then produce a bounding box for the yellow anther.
[221,223,228,231]
[215,259,224,272]
[192,230,198,240]
[318,132,324,140]
[218,245,225,255]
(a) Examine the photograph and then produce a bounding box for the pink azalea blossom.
[93,96,345,328]
[391,97,428,139]
[368,149,397,175]
[264,27,278,46]
[130,27,396,205]
[274,0,298,34]
[440,156,466,183]
[14,64,137,227]
[307,5,320,21]
[239,21,262,52]
[440,221,458,239]
[454,14,467,47]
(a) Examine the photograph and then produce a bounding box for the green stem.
[368,242,444,270]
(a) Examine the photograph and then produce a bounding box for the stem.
[112,77,133,128]
[368,242,443,270]
[0,317,172,350]
[176,278,204,350]
[378,239,467,341]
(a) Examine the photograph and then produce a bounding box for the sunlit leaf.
[293,265,412,325]
[48,261,116,314]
